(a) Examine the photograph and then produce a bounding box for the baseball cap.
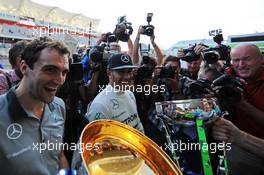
[107,53,137,70]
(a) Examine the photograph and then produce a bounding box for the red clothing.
[234,67,264,139]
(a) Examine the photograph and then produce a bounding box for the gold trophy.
[80,120,182,175]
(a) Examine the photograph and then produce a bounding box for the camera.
[101,32,118,43]
[134,56,156,83]
[179,44,201,62]
[142,13,155,37]
[189,74,245,104]
[189,79,212,96]
[136,66,154,81]
[66,62,84,82]
[89,45,112,63]
[202,29,231,65]
[113,16,133,42]
[158,66,177,79]
[212,74,244,104]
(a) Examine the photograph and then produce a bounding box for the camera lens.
[203,51,220,64]
[145,27,154,36]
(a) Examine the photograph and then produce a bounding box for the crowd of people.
[0,24,263,175]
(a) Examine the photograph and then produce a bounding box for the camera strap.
[196,118,213,175]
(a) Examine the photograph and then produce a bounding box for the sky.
[32,0,264,49]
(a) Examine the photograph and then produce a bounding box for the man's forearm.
[238,100,264,127]
[132,36,140,65]
[127,38,133,57]
[152,42,163,65]
[237,130,264,159]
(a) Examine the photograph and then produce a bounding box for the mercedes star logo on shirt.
[6,123,23,140]
[111,99,120,110]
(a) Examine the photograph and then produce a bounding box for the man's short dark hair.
[21,37,70,69]
[164,55,181,67]
[9,40,28,67]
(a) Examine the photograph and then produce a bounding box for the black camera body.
[202,29,231,65]
[142,25,154,37]
[113,16,133,42]
[212,74,244,104]
[158,66,177,79]
[135,66,154,81]
[101,32,118,43]
[202,44,231,64]
[142,13,155,37]
[189,79,212,96]
[180,45,201,62]
[134,55,156,84]
[189,74,245,104]
[89,45,112,63]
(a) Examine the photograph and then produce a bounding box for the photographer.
[144,55,189,139]
[158,55,186,100]
[178,44,207,80]
[144,57,214,174]
[56,59,89,164]
[223,44,264,175]
[133,55,157,126]
[230,44,264,131]
[132,26,163,65]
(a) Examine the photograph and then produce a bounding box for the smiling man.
[230,44,264,136]
[226,44,264,175]
[0,38,70,175]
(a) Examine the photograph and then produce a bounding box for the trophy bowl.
[80,120,182,175]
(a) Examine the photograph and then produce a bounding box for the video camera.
[142,13,155,37]
[113,15,133,42]
[202,29,231,65]
[179,44,202,62]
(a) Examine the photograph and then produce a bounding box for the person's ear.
[20,60,30,76]
[107,69,112,79]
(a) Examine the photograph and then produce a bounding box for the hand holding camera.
[141,13,155,37]
[177,49,186,58]
[113,15,133,42]
[137,26,145,36]
[194,44,208,55]
[178,44,201,62]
